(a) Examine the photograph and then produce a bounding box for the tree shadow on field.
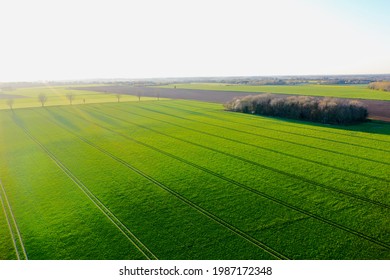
[284,117,389,136]
[228,111,390,137]
[10,110,25,127]
[43,107,82,132]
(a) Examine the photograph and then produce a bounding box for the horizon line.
[1,73,390,84]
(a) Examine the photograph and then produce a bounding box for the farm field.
[79,85,390,122]
[158,83,390,101]
[0,86,158,110]
[0,99,389,260]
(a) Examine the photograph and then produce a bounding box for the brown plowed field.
[75,86,390,122]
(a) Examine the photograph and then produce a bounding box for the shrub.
[224,94,367,125]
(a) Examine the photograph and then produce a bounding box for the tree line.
[224,94,368,125]
[368,81,390,91]
[5,91,155,110]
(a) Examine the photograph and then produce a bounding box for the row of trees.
[224,94,368,125]
[5,92,158,110]
[38,93,122,107]
[368,81,390,91]
[4,94,47,110]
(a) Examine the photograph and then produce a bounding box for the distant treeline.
[368,81,390,91]
[224,94,368,125]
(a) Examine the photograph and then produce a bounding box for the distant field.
[0,86,158,110]
[78,85,390,122]
[1,99,389,259]
[158,83,390,101]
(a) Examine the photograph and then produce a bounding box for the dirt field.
[75,86,390,122]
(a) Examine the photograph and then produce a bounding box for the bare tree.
[38,93,47,107]
[6,98,14,110]
[116,94,121,103]
[66,93,74,105]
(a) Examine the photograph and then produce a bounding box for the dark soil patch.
[73,85,390,122]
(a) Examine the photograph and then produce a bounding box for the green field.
[0,98,389,260]
[158,83,390,100]
[0,86,158,110]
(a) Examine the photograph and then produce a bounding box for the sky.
[0,0,389,82]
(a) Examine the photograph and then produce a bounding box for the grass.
[0,117,148,259]
[157,83,390,101]
[0,85,159,110]
[0,98,389,259]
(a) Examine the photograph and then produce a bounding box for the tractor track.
[32,109,288,260]
[156,102,390,153]
[171,101,390,144]
[39,107,390,251]
[0,179,28,260]
[112,105,390,184]
[134,104,390,166]
[89,105,390,210]
[12,116,157,260]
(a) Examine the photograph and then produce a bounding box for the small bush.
[224,94,368,125]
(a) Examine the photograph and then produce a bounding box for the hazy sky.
[1,0,389,81]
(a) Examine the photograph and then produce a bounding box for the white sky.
[0,0,389,81]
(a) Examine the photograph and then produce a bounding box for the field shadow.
[43,107,82,132]
[248,113,390,136]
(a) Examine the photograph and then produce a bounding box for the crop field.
[0,86,157,110]
[0,98,389,260]
[158,83,390,101]
[81,85,390,122]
